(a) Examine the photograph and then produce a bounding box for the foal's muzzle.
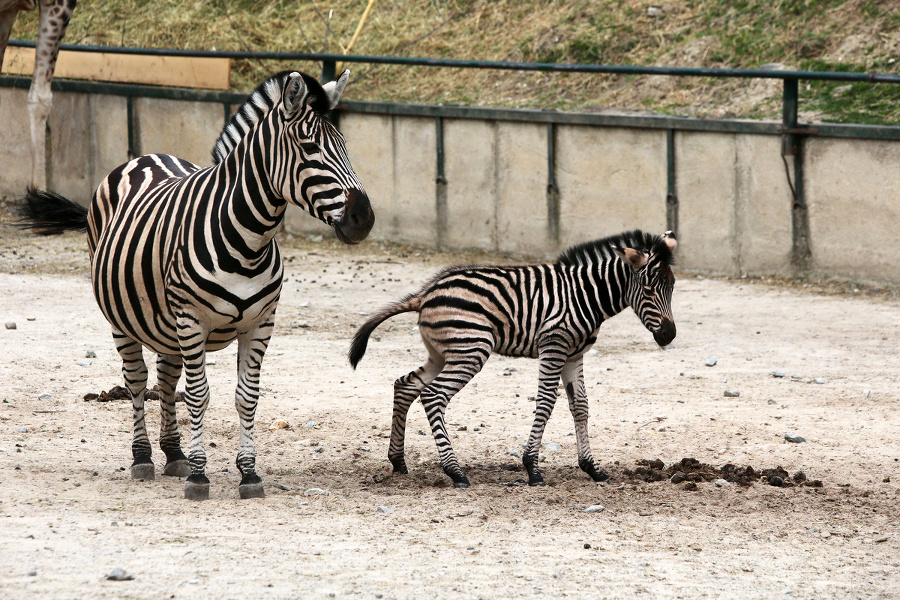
[653,319,677,347]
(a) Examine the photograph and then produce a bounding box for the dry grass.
[10,0,900,122]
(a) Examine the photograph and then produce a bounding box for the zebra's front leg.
[562,356,609,482]
[157,353,190,477]
[233,325,273,499]
[522,345,567,486]
[389,350,444,474]
[113,331,154,480]
[178,318,212,500]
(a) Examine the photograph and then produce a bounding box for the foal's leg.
[112,329,153,480]
[233,321,273,500]
[389,340,444,474]
[522,339,568,486]
[157,353,190,477]
[561,355,608,482]
[420,348,488,488]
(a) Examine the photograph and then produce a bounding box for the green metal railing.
[5,40,900,269]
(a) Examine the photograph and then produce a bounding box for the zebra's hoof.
[528,477,545,487]
[184,481,210,501]
[239,483,265,499]
[163,460,191,478]
[391,462,409,475]
[453,480,470,489]
[130,463,155,481]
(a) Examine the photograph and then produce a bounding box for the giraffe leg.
[157,353,189,477]
[388,341,444,474]
[522,340,568,486]
[112,329,153,481]
[562,356,608,482]
[177,316,211,501]
[0,9,19,70]
[420,350,488,488]
[234,321,273,500]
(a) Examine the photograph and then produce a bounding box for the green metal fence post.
[782,77,811,272]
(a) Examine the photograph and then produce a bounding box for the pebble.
[509,449,522,458]
[543,443,561,452]
[304,421,317,427]
[705,357,717,367]
[38,393,52,401]
[76,360,92,367]
[584,505,605,513]
[723,390,740,398]
[304,488,329,496]
[377,506,394,515]
[772,371,785,378]
[85,350,97,359]
[814,378,828,384]
[784,433,807,443]
[17,427,27,433]
[27,569,37,577]
[4,322,16,330]
[314,446,324,453]
[714,479,730,487]
[767,399,777,405]
[105,567,134,581]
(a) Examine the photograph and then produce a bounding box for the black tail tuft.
[348,318,379,369]
[15,187,89,235]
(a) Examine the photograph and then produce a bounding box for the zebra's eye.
[300,141,320,155]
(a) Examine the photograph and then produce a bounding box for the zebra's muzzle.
[334,188,374,245]
[653,319,676,347]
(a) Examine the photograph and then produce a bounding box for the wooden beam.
[2,47,231,90]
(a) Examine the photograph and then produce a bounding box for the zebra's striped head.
[212,70,374,245]
[614,231,678,347]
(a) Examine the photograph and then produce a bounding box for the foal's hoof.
[163,460,191,478]
[454,480,470,489]
[184,476,210,501]
[239,483,265,499]
[528,475,545,487]
[131,463,155,481]
[579,459,610,482]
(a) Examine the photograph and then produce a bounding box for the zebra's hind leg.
[522,343,567,486]
[389,344,444,474]
[113,330,154,481]
[420,352,487,488]
[562,356,609,483]
[157,354,190,477]
[233,324,273,500]
[178,317,212,501]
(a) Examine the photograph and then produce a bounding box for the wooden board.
[2,46,230,90]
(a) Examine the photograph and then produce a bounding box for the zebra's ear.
[281,72,308,118]
[662,230,678,251]
[321,69,351,111]
[614,247,649,270]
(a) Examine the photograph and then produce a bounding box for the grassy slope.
[11,0,900,123]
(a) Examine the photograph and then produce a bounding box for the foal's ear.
[321,69,351,111]
[662,230,678,251]
[614,247,649,270]
[281,72,307,118]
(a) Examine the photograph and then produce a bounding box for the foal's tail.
[348,294,423,369]
[15,187,88,235]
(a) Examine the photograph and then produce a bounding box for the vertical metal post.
[782,77,811,272]
[546,122,560,247]
[321,60,336,84]
[665,129,678,236]
[126,95,137,160]
[223,102,231,127]
[435,116,448,248]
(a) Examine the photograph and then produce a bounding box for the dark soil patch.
[624,458,824,490]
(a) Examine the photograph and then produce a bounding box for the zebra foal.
[19,69,374,500]
[350,230,676,488]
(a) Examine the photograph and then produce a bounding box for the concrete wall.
[2,86,899,285]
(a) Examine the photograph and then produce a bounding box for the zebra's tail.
[349,294,423,369]
[15,187,88,235]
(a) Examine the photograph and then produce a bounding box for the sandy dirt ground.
[0,204,898,600]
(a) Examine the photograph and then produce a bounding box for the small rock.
[723,390,740,398]
[105,567,134,581]
[76,360,92,367]
[874,536,889,543]
[508,449,522,458]
[38,393,52,401]
[583,543,592,549]
[543,443,561,452]
[457,425,467,431]
[784,433,806,443]
[268,420,290,431]
[304,421,317,427]
[714,479,730,487]
[4,322,16,330]
[85,350,97,359]
[705,357,717,367]
[314,446,324,453]
[304,488,329,496]
[670,471,686,484]
[377,506,394,514]
[27,569,37,577]
[584,505,604,513]
[767,399,777,405]
[272,483,290,491]
[17,427,27,433]
[772,371,785,378]
[813,378,828,384]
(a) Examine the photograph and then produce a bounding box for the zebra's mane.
[556,229,674,267]
[211,70,330,165]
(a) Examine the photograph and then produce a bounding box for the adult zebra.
[349,230,675,488]
[19,69,374,500]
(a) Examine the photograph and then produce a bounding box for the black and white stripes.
[349,230,677,488]
[19,69,374,500]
